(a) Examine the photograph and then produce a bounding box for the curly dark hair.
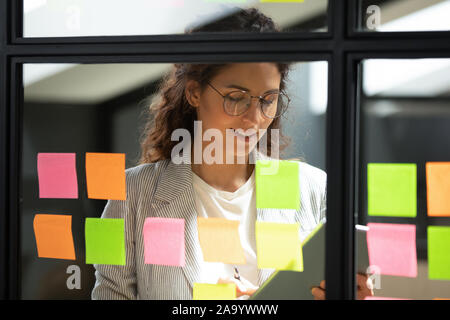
[138,8,292,164]
[185,7,281,33]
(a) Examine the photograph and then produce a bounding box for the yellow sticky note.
[193,283,236,300]
[426,162,450,217]
[197,217,246,264]
[255,221,303,271]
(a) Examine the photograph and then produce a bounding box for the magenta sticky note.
[37,153,78,199]
[367,223,417,278]
[143,217,185,267]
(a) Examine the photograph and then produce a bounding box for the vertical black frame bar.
[325,0,355,300]
[0,0,9,301]
[10,0,21,43]
[8,60,21,300]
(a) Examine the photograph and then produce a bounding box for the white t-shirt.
[192,169,258,288]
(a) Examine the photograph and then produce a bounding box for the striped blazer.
[91,151,327,300]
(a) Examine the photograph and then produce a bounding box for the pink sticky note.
[143,217,185,267]
[37,153,78,199]
[367,223,417,278]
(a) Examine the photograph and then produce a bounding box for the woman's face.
[187,63,282,162]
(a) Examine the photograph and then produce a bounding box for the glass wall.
[21,61,328,299]
[357,58,450,300]
[358,0,450,32]
[23,0,328,37]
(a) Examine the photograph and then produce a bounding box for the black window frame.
[1,0,450,300]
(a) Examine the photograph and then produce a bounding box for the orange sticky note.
[426,162,450,217]
[85,152,126,200]
[197,217,246,265]
[33,214,76,260]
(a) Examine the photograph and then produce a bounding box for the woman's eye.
[261,99,274,105]
[228,96,245,102]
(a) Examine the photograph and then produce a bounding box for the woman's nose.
[243,98,263,122]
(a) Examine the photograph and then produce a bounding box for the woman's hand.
[217,276,259,298]
[311,273,374,300]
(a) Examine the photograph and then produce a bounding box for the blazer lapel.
[152,158,202,291]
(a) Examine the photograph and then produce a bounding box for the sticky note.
[37,153,78,199]
[367,223,417,278]
[193,283,236,300]
[427,226,450,280]
[197,217,245,264]
[367,163,417,217]
[85,218,125,265]
[256,160,300,210]
[426,162,450,217]
[255,221,303,271]
[85,152,126,200]
[143,217,185,267]
[33,214,76,260]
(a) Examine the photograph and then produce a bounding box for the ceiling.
[23,0,450,104]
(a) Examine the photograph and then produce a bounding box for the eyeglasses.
[206,81,289,119]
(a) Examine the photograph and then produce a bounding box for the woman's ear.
[185,80,202,108]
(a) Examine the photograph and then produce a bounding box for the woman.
[91,8,373,300]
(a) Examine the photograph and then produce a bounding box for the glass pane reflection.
[23,0,328,38]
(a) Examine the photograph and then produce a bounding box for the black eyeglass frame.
[205,81,290,119]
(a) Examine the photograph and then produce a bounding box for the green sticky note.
[255,221,303,271]
[85,218,125,265]
[367,163,417,217]
[256,160,300,210]
[193,283,236,300]
[428,226,450,280]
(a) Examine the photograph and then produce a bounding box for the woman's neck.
[190,150,254,193]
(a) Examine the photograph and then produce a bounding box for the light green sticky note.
[428,226,450,280]
[85,218,125,265]
[193,283,236,300]
[256,160,300,210]
[367,163,417,217]
[255,221,303,271]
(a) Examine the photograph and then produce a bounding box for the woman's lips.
[230,128,257,143]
